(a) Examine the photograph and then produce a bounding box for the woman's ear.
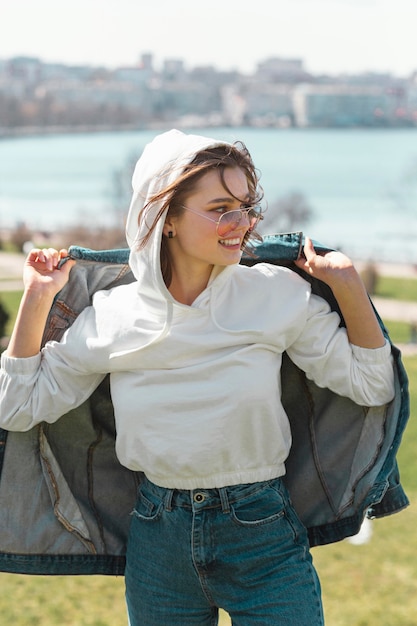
[162,218,176,238]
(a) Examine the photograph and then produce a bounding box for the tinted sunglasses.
[181,205,263,237]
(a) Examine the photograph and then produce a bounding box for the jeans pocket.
[131,487,163,522]
[230,483,286,527]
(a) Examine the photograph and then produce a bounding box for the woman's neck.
[168,265,214,305]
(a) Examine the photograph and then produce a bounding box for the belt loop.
[219,488,230,514]
[164,489,174,512]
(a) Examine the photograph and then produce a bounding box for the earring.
[168,231,173,239]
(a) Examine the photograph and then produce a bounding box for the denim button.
[194,492,206,503]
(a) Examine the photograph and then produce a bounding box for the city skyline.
[2,0,417,78]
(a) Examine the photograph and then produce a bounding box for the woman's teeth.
[219,238,240,246]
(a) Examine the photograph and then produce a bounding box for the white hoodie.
[0,130,394,489]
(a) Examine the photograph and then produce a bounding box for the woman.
[0,129,395,625]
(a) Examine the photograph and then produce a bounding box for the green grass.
[383,319,414,344]
[376,275,417,301]
[1,291,22,337]
[0,573,127,625]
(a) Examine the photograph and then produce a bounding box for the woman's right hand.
[23,248,76,297]
[5,249,76,358]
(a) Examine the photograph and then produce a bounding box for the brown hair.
[138,141,264,285]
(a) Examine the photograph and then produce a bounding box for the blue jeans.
[125,476,324,625]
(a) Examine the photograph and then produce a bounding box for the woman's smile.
[219,237,241,247]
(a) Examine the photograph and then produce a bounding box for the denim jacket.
[0,233,409,575]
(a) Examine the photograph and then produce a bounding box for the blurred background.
[0,1,416,624]
[1,0,417,263]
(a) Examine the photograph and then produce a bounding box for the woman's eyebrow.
[208,194,251,204]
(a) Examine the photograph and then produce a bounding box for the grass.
[383,319,414,344]
[0,276,415,624]
[1,290,22,337]
[376,275,417,301]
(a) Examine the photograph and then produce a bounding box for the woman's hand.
[294,237,356,289]
[295,236,386,349]
[23,248,76,297]
[6,248,76,358]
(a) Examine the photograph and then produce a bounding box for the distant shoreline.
[2,124,417,140]
[0,122,179,140]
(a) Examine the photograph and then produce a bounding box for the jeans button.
[194,492,205,503]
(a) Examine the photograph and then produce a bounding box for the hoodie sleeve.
[0,306,107,432]
[286,291,395,407]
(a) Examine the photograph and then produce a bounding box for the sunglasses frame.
[180,205,263,237]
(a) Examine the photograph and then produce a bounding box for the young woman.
[0,129,395,625]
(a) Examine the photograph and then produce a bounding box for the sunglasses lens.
[217,208,262,237]
[218,211,242,236]
[248,212,261,231]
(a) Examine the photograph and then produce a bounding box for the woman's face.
[165,166,252,276]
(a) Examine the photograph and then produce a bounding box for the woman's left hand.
[294,236,356,289]
[295,236,386,349]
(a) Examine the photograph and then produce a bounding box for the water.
[1,127,416,263]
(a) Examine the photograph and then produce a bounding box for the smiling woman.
[0,129,404,626]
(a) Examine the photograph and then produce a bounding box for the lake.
[0,126,416,263]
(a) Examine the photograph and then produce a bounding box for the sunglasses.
[181,205,263,238]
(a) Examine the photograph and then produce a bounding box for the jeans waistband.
[141,476,283,513]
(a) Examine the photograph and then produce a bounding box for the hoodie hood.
[106,129,237,359]
[126,129,231,291]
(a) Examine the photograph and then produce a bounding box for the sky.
[1,0,417,78]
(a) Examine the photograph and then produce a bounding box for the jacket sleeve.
[286,291,395,407]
